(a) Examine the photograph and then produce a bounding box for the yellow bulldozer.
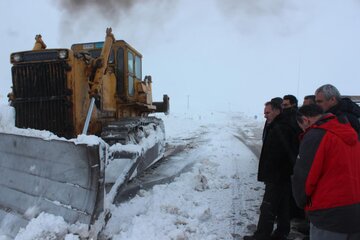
[0,28,169,237]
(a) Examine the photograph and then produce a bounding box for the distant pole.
[187,95,190,110]
[297,54,301,98]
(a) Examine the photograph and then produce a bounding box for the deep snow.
[0,105,268,240]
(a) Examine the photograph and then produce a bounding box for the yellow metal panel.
[102,73,117,111]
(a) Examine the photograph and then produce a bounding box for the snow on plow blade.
[0,133,105,237]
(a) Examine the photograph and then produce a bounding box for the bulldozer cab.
[71,40,143,103]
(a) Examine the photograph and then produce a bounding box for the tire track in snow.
[226,117,263,239]
[229,138,263,239]
[230,154,244,239]
[177,123,263,239]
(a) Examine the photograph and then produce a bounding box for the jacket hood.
[312,114,358,146]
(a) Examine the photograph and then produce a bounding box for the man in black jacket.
[282,94,301,162]
[315,84,360,137]
[282,95,305,221]
[244,101,296,240]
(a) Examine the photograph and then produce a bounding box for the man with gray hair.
[315,84,360,136]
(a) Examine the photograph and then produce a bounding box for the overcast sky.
[1,0,360,116]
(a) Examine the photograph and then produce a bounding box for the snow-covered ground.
[0,105,267,240]
[102,112,264,240]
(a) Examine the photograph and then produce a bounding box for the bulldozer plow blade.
[0,133,105,237]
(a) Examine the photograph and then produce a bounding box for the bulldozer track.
[101,116,164,145]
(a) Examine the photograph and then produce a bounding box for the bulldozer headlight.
[58,50,68,59]
[12,53,22,62]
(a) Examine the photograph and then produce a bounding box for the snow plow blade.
[0,133,105,237]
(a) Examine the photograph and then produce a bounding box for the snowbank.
[0,104,103,145]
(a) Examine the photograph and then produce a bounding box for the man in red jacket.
[292,104,360,240]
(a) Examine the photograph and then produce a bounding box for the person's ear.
[299,116,311,130]
[329,96,337,104]
[305,117,314,128]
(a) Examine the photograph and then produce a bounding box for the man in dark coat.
[292,104,360,240]
[244,101,296,240]
[281,94,302,165]
[282,95,304,220]
[315,84,360,136]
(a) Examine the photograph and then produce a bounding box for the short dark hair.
[304,95,316,103]
[271,97,283,105]
[265,100,282,111]
[296,104,323,124]
[283,94,298,107]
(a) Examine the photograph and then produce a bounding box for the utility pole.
[297,56,301,98]
[187,95,190,110]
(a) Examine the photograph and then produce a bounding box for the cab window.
[89,49,114,63]
[116,47,124,95]
[128,51,134,74]
[135,55,141,79]
[127,51,135,96]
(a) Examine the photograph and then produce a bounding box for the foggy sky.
[1,0,360,116]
